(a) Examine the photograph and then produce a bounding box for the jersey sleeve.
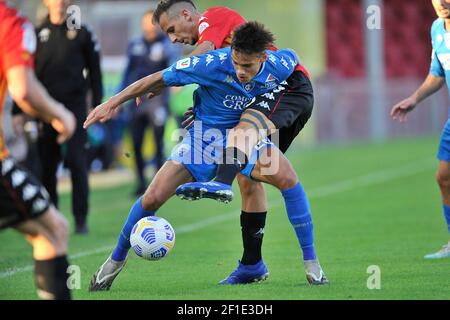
[271,49,300,82]
[197,9,245,49]
[197,21,231,49]
[430,22,445,77]
[430,49,445,77]
[162,55,213,87]
[2,17,35,72]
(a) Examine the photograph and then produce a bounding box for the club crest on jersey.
[198,22,210,35]
[176,58,191,70]
[264,74,278,89]
[38,28,51,43]
[244,81,255,92]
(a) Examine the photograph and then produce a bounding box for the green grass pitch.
[1,136,449,300]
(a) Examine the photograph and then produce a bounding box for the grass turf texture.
[1,136,449,300]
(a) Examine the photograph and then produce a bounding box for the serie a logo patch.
[176,58,191,70]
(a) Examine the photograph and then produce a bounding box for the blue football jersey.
[162,47,299,128]
[430,18,450,93]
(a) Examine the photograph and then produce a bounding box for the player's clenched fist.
[390,97,417,123]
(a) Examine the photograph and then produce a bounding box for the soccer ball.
[130,216,175,261]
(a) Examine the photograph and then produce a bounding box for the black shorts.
[245,71,314,153]
[0,157,51,230]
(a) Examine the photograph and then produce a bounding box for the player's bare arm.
[6,65,76,144]
[83,71,166,129]
[189,41,215,56]
[391,74,445,122]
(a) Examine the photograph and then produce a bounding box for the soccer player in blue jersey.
[391,0,450,259]
[154,1,322,284]
[85,22,327,291]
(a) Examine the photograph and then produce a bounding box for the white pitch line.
[0,158,435,279]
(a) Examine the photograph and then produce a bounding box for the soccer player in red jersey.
[152,1,327,285]
[0,0,76,299]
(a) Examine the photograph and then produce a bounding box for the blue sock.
[443,205,450,234]
[282,183,317,261]
[111,197,155,262]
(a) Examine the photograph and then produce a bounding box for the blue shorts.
[438,119,450,163]
[169,123,274,182]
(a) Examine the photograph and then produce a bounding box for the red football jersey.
[0,1,35,159]
[196,6,309,78]
[197,7,246,49]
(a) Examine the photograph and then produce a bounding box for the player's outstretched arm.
[391,74,445,123]
[84,71,166,129]
[6,65,76,144]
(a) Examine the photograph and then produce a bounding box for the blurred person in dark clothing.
[119,9,180,196]
[35,0,103,234]
[0,0,75,299]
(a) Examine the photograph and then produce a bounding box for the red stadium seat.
[326,0,436,78]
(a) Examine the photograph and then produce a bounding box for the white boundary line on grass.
[0,158,435,279]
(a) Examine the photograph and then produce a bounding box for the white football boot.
[304,260,329,285]
[89,255,127,291]
[424,240,450,260]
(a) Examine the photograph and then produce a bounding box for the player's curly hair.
[153,0,196,24]
[231,21,275,55]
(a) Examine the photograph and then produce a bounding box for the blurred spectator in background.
[34,0,103,234]
[6,99,41,176]
[0,0,75,299]
[119,9,180,196]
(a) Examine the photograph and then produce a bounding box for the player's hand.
[390,97,417,123]
[84,98,120,129]
[182,107,195,130]
[51,107,76,144]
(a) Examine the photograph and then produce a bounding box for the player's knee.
[141,189,165,211]
[57,215,69,245]
[437,169,450,191]
[238,176,262,196]
[276,170,299,191]
[46,209,69,254]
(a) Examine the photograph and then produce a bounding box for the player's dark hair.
[153,0,196,24]
[231,21,275,55]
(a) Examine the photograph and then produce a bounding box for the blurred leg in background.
[130,101,167,197]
